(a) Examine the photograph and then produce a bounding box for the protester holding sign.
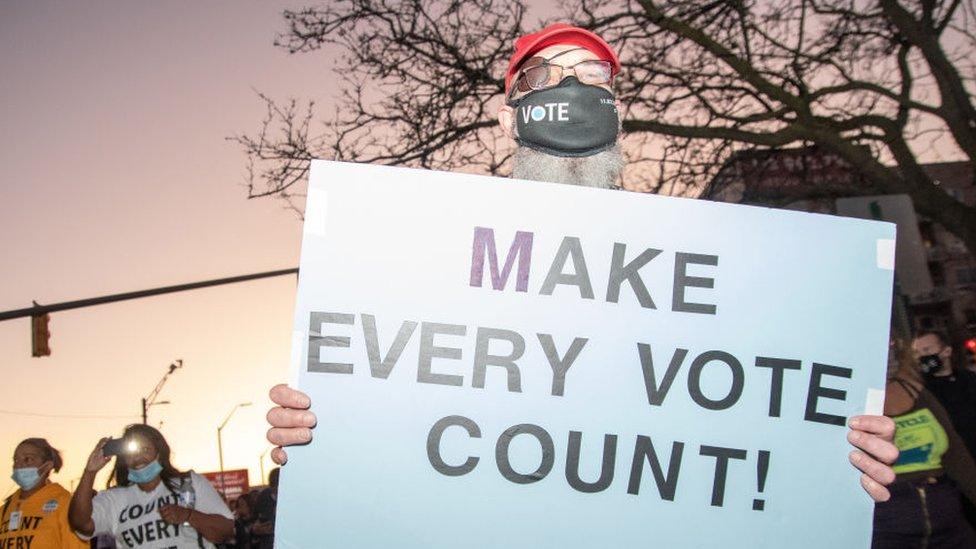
[68,424,234,548]
[876,346,976,547]
[0,438,88,549]
[265,22,898,509]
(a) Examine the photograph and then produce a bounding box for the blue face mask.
[11,467,42,491]
[127,459,163,484]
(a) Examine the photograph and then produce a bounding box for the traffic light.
[31,313,51,357]
[966,338,976,368]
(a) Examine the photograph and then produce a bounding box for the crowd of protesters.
[1,426,278,548]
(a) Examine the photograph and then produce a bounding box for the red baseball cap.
[505,23,621,93]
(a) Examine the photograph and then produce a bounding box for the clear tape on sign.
[864,387,885,416]
[303,186,328,237]
[876,239,895,270]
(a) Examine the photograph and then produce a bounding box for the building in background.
[701,147,976,367]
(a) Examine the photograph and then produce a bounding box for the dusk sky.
[0,1,349,495]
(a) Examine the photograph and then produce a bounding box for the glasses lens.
[575,60,612,85]
[523,64,553,90]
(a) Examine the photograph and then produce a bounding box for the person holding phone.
[68,424,234,548]
[1,438,88,549]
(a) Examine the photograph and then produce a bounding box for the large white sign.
[276,160,895,548]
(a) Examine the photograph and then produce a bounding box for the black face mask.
[508,77,619,157]
[919,354,944,376]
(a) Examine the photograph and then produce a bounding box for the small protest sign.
[201,469,249,501]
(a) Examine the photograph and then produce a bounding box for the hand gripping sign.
[275,160,894,549]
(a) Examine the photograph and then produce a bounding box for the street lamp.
[259,445,273,485]
[217,401,252,495]
[142,359,182,424]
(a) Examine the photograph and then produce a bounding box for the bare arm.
[925,393,976,505]
[159,505,234,543]
[68,439,110,535]
[189,509,234,543]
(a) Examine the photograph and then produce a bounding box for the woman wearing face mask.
[68,424,234,548]
[0,438,88,548]
[873,339,976,548]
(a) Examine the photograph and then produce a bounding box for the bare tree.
[232,1,527,214]
[232,0,976,253]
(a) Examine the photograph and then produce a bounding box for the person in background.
[220,493,255,548]
[913,329,976,528]
[68,424,234,548]
[249,468,277,549]
[0,438,88,548]
[912,330,976,460]
[874,339,976,547]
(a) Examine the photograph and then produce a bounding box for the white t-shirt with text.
[89,471,232,549]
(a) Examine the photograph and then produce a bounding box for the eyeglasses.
[509,48,613,99]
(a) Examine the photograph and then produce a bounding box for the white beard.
[511,144,624,189]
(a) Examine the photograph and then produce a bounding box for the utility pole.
[259,446,272,485]
[142,359,181,424]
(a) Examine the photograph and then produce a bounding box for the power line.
[0,409,140,420]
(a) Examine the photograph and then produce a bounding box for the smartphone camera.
[103,438,128,457]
